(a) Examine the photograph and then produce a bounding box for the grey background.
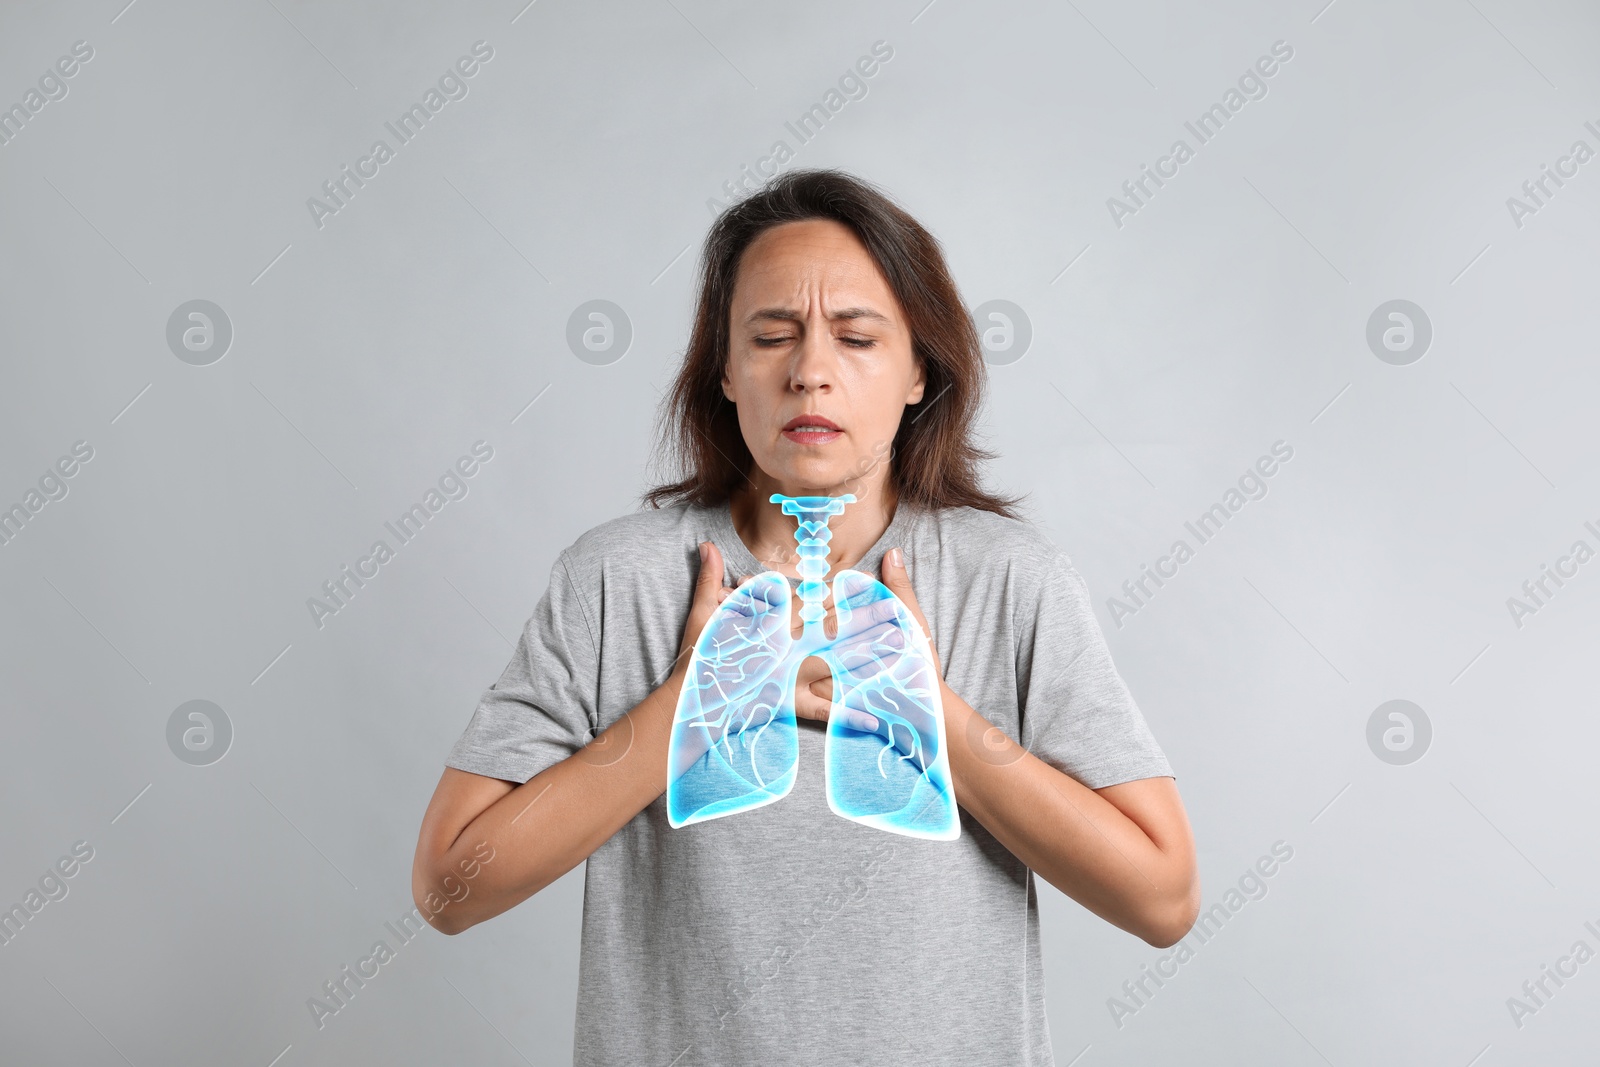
[2,0,1597,1063]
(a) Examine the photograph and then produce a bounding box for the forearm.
[942,686,1197,946]
[422,668,687,933]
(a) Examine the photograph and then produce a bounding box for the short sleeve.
[443,550,600,784]
[1015,551,1174,790]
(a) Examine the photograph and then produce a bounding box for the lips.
[783,415,841,431]
[781,414,842,445]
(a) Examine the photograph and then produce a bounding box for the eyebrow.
[742,306,892,327]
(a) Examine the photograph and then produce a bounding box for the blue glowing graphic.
[666,494,959,840]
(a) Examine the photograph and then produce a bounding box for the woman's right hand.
[792,654,880,735]
[672,544,881,736]
[720,562,882,737]
[673,541,733,678]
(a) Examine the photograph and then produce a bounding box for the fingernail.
[699,542,708,563]
[863,715,878,731]
[887,547,902,568]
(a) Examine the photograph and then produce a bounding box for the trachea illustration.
[666,494,959,841]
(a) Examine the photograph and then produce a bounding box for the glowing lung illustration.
[820,568,958,840]
[666,494,960,841]
[665,571,800,826]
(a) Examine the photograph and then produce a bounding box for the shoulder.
[910,504,1071,572]
[908,505,1091,627]
[556,502,708,584]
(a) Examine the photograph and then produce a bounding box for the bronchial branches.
[666,491,959,841]
[771,493,855,633]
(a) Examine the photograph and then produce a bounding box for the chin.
[763,457,853,493]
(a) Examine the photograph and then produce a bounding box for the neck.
[730,469,898,577]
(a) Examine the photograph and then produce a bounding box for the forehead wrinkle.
[741,305,893,327]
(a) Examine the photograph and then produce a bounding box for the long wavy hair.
[643,168,1022,519]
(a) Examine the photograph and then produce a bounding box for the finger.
[686,541,726,631]
[789,594,813,638]
[836,613,916,647]
[695,541,725,600]
[880,546,935,644]
[832,580,925,642]
[813,693,879,734]
[808,681,885,736]
[714,572,779,618]
[739,575,770,610]
[788,587,843,636]
[879,547,918,612]
[793,680,878,733]
[841,708,880,734]
[831,608,919,667]
[832,644,918,684]
[678,541,729,663]
[793,684,830,723]
[794,659,827,688]
[810,674,833,703]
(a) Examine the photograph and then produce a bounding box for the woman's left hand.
[816,546,947,756]
[879,546,942,680]
[723,550,946,754]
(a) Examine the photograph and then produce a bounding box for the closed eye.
[752,336,877,348]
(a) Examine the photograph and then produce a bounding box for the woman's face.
[722,218,925,498]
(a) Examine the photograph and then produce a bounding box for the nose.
[788,322,836,394]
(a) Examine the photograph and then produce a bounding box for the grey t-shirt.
[444,498,1174,1066]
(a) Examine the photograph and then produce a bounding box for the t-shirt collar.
[706,494,918,585]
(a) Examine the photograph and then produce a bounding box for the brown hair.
[643,168,1022,519]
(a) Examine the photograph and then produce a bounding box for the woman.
[413,169,1199,1065]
